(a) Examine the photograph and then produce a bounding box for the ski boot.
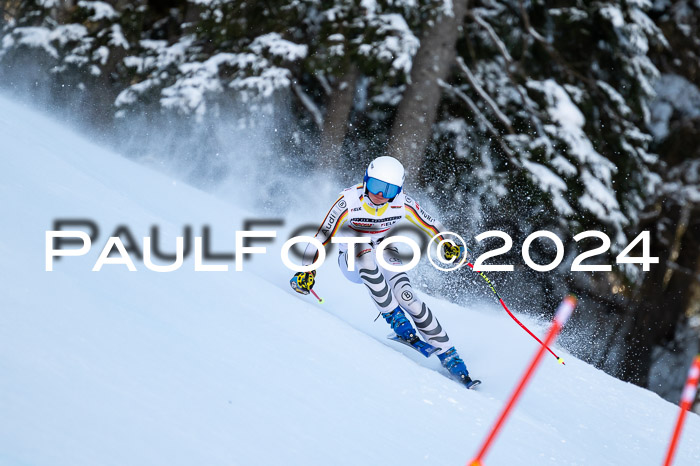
[383,307,440,357]
[382,306,418,342]
[438,347,480,389]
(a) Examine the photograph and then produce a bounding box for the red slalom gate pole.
[469,295,577,466]
[467,262,565,364]
[663,354,700,466]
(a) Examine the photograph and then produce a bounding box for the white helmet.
[364,156,405,199]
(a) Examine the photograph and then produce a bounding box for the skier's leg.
[377,245,475,384]
[353,244,399,313]
[378,245,453,354]
[336,244,363,284]
[353,244,419,341]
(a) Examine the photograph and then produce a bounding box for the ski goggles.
[364,176,402,199]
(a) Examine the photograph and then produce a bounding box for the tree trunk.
[385,0,469,184]
[319,65,360,174]
[619,201,700,387]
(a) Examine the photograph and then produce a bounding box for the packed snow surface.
[1,94,699,465]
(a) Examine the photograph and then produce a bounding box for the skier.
[290,156,478,388]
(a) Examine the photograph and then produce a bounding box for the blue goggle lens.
[365,177,402,199]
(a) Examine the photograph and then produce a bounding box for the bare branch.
[456,56,515,135]
[292,83,323,131]
[439,79,521,167]
[469,11,513,63]
[468,8,546,137]
[518,0,592,87]
[316,72,332,96]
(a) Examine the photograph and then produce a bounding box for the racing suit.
[301,183,455,354]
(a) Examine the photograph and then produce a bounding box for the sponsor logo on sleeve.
[321,212,338,235]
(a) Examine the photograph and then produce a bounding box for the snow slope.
[1,94,699,466]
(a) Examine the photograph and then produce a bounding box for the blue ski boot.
[438,347,480,389]
[383,307,440,358]
[382,307,418,342]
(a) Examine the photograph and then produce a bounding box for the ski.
[443,373,481,390]
[387,333,440,358]
[463,378,481,390]
[387,334,481,388]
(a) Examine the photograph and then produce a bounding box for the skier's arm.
[403,195,449,243]
[300,195,349,267]
[404,195,468,261]
[292,195,349,295]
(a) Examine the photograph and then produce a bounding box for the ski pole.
[469,295,577,466]
[663,354,700,466]
[467,262,566,364]
[310,289,325,304]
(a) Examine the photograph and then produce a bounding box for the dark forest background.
[1,0,698,406]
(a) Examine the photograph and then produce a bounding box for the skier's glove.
[290,270,316,295]
[443,242,466,263]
